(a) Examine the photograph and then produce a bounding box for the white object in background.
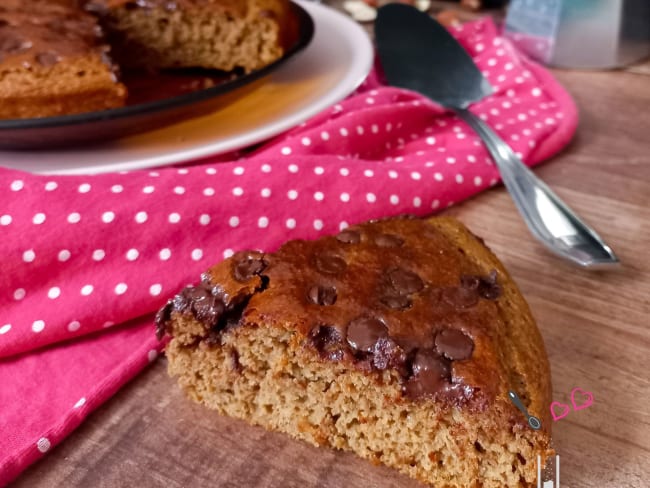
[0,0,373,175]
[343,0,431,23]
[505,0,650,68]
[343,0,377,22]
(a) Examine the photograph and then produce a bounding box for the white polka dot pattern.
[36,437,50,453]
[32,320,45,333]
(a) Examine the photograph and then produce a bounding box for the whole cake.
[0,0,295,119]
[156,216,553,487]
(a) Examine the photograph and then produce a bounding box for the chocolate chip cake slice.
[156,216,553,488]
[85,0,299,72]
[0,0,126,119]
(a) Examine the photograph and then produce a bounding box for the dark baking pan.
[0,2,314,149]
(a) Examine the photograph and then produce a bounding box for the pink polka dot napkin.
[0,19,577,485]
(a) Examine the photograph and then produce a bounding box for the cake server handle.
[455,108,618,268]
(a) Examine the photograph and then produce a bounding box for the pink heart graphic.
[550,401,570,421]
[571,387,594,411]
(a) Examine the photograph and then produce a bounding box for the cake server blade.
[374,4,619,268]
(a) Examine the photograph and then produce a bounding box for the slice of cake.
[85,0,299,72]
[0,0,127,119]
[156,216,553,487]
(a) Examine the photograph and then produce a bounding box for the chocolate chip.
[372,337,406,371]
[480,270,501,300]
[481,285,501,300]
[336,229,361,244]
[154,301,173,340]
[387,267,424,295]
[411,349,450,377]
[232,251,267,282]
[435,329,474,360]
[374,233,404,248]
[346,316,388,353]
[461,270,501,300]
[403,349,451,398]
[193,293,225,325]
[307,284,337,306]
[155,280,229,339]
[314,252,347,275]
[377,267,423,310]
[380,293,412,310]
[124,1,142,10]
[36,52,60,67]
[84,1,110,14]
[309,324,346,361]
[0,35,32,54]
[460,275,480,290]
[176,284,225,327]
[441,286,479,309]
[46,20,73,36]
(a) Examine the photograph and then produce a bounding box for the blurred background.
[339,0,650,70]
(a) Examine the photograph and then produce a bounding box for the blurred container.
[504,0,650,69]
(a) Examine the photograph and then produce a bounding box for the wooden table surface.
[14,3,650,488]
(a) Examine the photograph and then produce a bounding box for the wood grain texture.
[13,2,650,487]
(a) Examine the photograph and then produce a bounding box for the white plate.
[0,1,373,175]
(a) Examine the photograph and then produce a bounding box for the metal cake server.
[375,4,618,268]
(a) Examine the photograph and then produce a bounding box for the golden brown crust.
[427,217,552,430]
[0,86,127,119]
[159,216,553,487]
